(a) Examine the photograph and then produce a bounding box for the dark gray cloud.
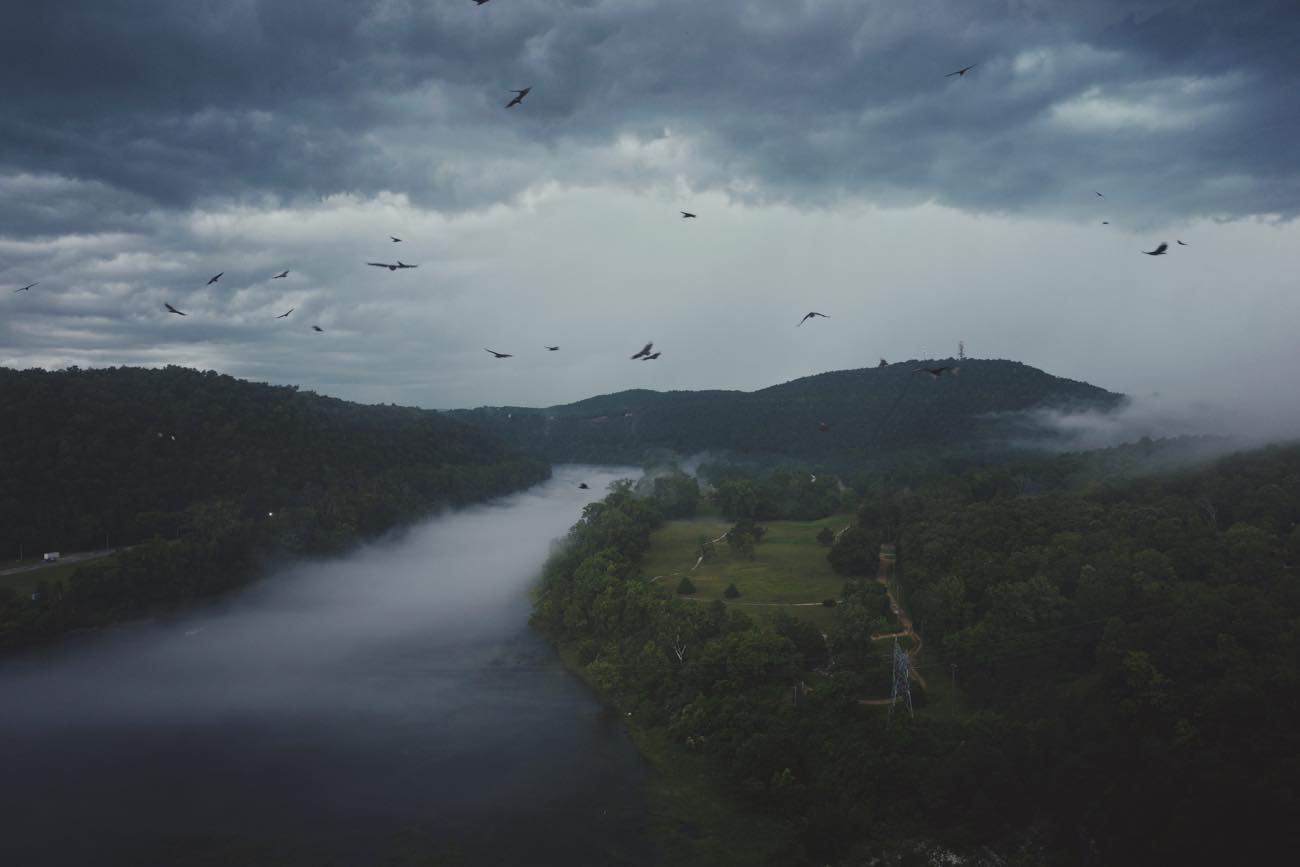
[2,1,1299,223]
[2,1,1299,441]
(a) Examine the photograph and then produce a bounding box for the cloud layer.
[2,1,1299,440]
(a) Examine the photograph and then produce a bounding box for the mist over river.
[0,466,653,866]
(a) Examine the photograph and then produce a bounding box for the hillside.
[0,365,549,646]
[449,359,1121,467]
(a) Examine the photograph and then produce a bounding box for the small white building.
[43,552,60,562]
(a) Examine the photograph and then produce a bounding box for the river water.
[0,466,653,866]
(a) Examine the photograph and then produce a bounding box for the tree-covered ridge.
[0,365,549,647]
[450,358,1123,466]
[533,444,1300,865]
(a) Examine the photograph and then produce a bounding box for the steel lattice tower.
[890,637,913,718]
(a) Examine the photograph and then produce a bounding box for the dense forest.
[450,359,1122,469]
[0,366,549,648]
[532,444,1300,865]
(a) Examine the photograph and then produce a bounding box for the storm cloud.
[2,0,1299,436]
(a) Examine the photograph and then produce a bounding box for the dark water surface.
[0,467,653,866]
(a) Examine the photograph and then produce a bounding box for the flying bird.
[275,308,294,319]
[273,270,290,279]
[578,482,589,490]
[367,261,418,271]
[1143,243,1169,256]
[312,325,324,332]
[505,87,531,108]
[390,237,402,243]
[945,64,977,77]
[545,346,559,351]
[485,348,513,358]
[475,0,490,5]
[1101,221,1109,225]
[798,311,829,327]
[14,282,37,292]
[681,211,697,219]
[818,422,830,432]
[643,352,661,360]
[1095,191,1105,198]
[630,342,653,359]
[1177,240,1189,246]
[206,272,223,285]
[164,303,187,316]
[915,366,959,378]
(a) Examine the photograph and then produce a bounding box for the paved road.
[0,548,118,577]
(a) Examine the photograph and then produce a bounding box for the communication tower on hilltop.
[958,340,966,360]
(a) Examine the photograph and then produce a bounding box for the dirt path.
[873,576,927,689]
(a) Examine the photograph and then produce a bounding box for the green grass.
[641,514,852,611]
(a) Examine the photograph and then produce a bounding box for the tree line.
[533,444,1300,864]
[0,365,549,648]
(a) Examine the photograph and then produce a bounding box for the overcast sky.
[2,0,1298,437]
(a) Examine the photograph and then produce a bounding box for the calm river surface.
[0,466,653,866]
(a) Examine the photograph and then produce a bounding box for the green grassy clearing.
[641,514,853,629]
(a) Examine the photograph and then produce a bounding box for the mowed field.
[640,514,854,626]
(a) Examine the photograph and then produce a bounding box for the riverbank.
[556,644,801,867]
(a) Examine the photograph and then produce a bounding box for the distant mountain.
[448,359,1123,466]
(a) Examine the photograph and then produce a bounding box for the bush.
[676,576,697,595]
[817,527,835,547]
[822,598,837,607]
[724,582,741,599]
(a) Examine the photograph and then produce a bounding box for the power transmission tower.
[890,637,913,718]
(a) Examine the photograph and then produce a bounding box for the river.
[0,466,653,866]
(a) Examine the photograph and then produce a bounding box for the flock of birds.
[6,9,1194,386]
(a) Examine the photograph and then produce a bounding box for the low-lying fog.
[0,466,652,867]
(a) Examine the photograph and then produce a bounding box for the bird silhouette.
[1143,243,1169,256]
[273,270,290,279]
[367,261,418,271]
[475,0,490,6]
[945,64,977,77]
[164,303,187,316]
[275,308,294,319]
[545,346,560,351]
[14,282,37,292]
[390,236,402,243]
[818,421,830,432]
[396,261,417,269]
[1095,191,1105,198]
[312,325,324,332]
[631,342,653,359]
[915,366,959,378]
[578,482,589,489]
[485,348,513,358]
[206,272,223,285]
[1102,221,1109,225]
[1177,240,1188,246]
[798,311,829,327]
[643,352,661,360]
[680,211,697,219]
[506,87,531,108]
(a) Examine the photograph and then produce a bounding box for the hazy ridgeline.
[0,467,653,867]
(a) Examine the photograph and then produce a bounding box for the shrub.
[676,576,696,595]
[822,598,837,607]
[817,527,835,547]
[724,582,741,599]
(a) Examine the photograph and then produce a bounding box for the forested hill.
[0,366,548,557]
[448,358,1122,466]
[0,366,549,647]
